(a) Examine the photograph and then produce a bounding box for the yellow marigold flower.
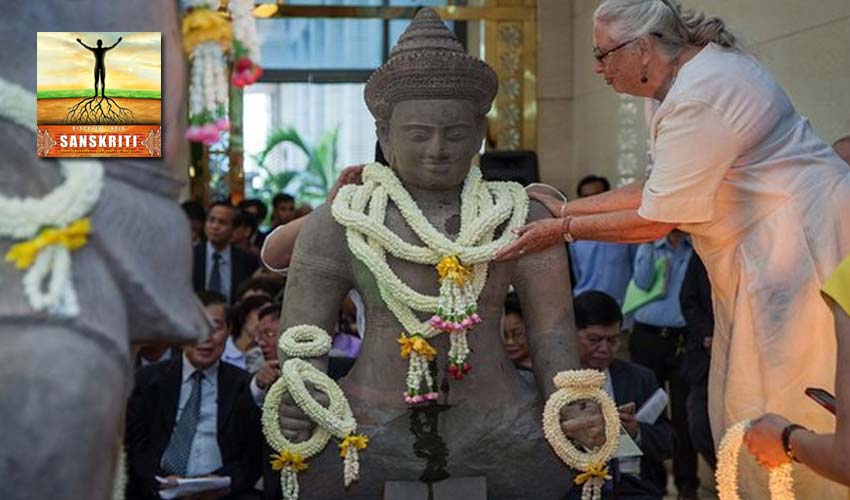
[574,463,611,485]
[398,334,437,361]
[181,8,233,54]
[339,434,369,458]
[436,255,472,286]
[270,450,309,473]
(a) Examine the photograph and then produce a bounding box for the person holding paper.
[563,291,674,500]
[628,230,700,499]
[125,292,263,500]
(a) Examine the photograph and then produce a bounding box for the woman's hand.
[744,413,793,468]
[494,218,567,261]
[527,188,567,218]
[326,165,364,203]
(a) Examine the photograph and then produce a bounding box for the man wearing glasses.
[563,291,674,500]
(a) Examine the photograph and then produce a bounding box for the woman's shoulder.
[670,44,784,108]
[659,44,794,136]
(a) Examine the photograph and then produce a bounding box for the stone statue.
[275,9,582,499]
[0,3,205,499]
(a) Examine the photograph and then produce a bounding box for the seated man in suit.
[193,202,260,303]
[565,291,675,500]
[126,291,263,500]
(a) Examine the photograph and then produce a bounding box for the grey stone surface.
[385,476,486,500]
[273,9,581,500]
[0,3,201,499]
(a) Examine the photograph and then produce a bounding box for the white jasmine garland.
[278,325,333,358]
[542,370,620,500]
[230,0,260,60]
[189,43,227,120]
[332,163,528,396]
[716,421,795,500]
[262,327,366,499]
[0,78,103,317]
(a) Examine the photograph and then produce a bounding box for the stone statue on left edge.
[0,3,205,500]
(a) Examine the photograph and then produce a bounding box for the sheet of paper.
[613,427,643,459]
[156,475,231,499]
[636,388,668,424]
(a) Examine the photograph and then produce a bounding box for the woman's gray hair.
[594,0,739,56]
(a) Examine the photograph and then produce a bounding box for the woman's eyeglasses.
[593,33,662,63]
[593,38,639,63]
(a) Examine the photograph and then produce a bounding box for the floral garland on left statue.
[181,0,262,145]
[0,78,103,318]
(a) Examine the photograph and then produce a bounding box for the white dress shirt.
[167,355,224,477]
[221,336,246,370]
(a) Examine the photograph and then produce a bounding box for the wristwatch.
[781,423,807,462]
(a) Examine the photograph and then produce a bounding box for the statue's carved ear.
[376,120,392,165]
[475,115,488,147]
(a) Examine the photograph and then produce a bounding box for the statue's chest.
[350,203,488,300]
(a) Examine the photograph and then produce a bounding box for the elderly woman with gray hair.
[496,0,850,496]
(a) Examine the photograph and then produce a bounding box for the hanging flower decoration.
[332,163,528,405]
[542,370,621,500]
[262,325,367,500]
[229,0,263,88]
[716,421,795,500]
[182,0,232,145]
[398,333,439,403]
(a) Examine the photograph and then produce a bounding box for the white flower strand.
[189,43,227,119]
[230,0,260,60]
[278,325,333,358]
[333,164,528,264]
[333,163,526,401]
[543,370,621,500]
[343,447,360,487]
[716,421,795,500]
[262,326,365,499]
[21,245,80,317]
[0,78,103,317]
[0,161,102,240]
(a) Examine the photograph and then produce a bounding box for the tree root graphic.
[64,95,135,124]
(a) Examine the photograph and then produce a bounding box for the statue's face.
[380,99,485,190]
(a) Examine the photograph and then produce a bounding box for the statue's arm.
[76,38,93,50]
[279,204,354,371]
[510,201,580,398]
[107,37,123,50]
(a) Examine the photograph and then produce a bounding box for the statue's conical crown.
[364,8,498,122]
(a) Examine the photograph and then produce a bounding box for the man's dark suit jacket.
[125,357,263,500]
[192,243,260,302]
[679,253,714,387]
[609,359,675,499]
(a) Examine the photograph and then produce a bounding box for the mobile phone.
[805,387,837,414]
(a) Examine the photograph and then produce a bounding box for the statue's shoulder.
[300,202,348,246]
[526,198,555,223]
[291,202,352,276]
[481,178,549,223]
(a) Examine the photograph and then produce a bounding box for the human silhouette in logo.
[76,37,122,97]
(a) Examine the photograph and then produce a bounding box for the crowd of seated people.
[135,178,723,499]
